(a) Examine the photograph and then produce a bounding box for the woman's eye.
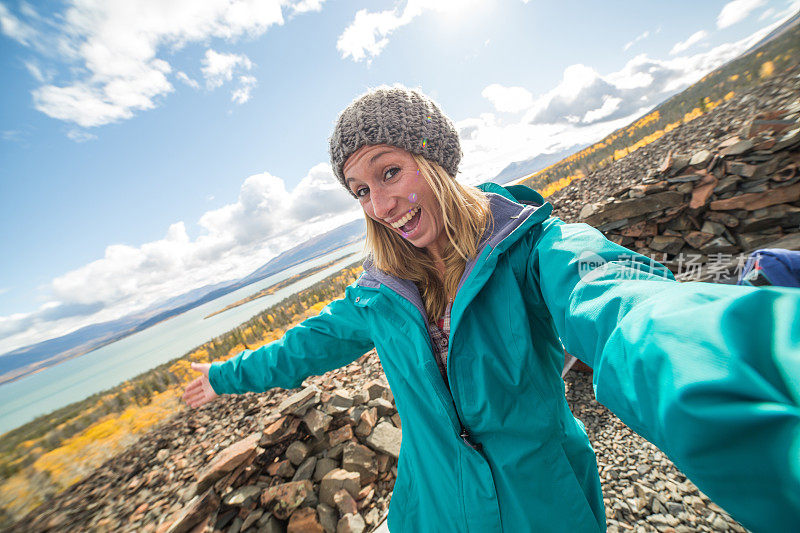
[384,167,400,180]
[356,186,369,198]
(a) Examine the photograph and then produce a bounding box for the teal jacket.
[209,183,800,532]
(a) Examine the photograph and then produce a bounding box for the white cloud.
[337,8,408,62]
[23,60,44,82]
[66,128,97,142]
[0,3,36,45]
[290,0,326,14]
[759,7,776,19]
[5,1,293,129]
[337,0,480,62]
[582,96,622,123]
[33,83,147,127]
[717,0,766,28]
[1,130,22,142]
[0,163,361,354]
[201,49,253,89]
[670,30,708,55]
[288,163,355,221]
[231,75,257,104]
[176,71,200,89]
[523,22,773,129]
[623,30,650,51]
[481,84,534,113]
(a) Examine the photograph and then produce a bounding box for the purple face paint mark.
[408,192,417,203]
[401,231,409,239]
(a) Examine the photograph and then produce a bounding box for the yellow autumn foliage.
[31,388,182,491]
[626,110,660,137]
[181,348,210,364]
[683,107,703,123]
[227,343,248,357]
[537,173,583,198]
[759,61,774,78]
[307,301,329,315]
[0,469,46,521]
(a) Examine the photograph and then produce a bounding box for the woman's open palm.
[182,362,218,408]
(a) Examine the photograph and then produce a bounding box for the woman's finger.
[183,388,200,402]
[182,380,204,404]
[185,378,201,392]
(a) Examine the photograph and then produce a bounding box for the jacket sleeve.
[527,216,800,532]
[208,282,374,394]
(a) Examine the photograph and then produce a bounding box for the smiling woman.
[342,143,491,321]
[183,85,800,532]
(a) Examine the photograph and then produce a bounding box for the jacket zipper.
[420,322,484,454]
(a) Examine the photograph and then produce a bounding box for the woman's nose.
[371,189,397,219]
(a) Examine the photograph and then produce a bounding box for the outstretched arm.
[528,216,800,531]
[208,283,374,395]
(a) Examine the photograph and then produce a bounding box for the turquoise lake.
[0,242,364,436]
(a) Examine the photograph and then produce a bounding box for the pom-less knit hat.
[329,85,462,197]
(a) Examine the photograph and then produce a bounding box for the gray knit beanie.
[329,85,462,197]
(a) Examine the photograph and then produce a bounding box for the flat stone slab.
[582,191,685,227]
[196,433,260,492]
[163,489,219,533]
[365,422,401,459]
[710,183,800,211]
[279,386,319,416]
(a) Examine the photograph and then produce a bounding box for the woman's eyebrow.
[369,150,392,164]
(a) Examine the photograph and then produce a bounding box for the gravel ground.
[565,370,748,533]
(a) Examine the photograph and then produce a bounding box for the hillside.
[544,59,800,276]
[520,15,800,194]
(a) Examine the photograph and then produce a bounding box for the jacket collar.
[357,184,553,321]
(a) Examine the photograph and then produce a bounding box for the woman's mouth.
[391,206,421,235]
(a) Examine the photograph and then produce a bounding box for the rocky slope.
[548,66,800,276]
[11,351,397,533]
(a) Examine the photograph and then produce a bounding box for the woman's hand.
[182,362,219,408]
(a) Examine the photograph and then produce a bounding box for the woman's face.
[343,144,446,260]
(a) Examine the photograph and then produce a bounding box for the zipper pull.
[460,425,483,452]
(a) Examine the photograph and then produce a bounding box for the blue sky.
[0,0,797,354]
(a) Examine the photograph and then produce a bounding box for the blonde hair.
[364,154,492,321]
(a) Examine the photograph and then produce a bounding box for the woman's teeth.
[391,206,420,229]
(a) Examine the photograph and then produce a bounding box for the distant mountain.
[240,218,365,285]
[0,218,366,385]
[491,145,587,184]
